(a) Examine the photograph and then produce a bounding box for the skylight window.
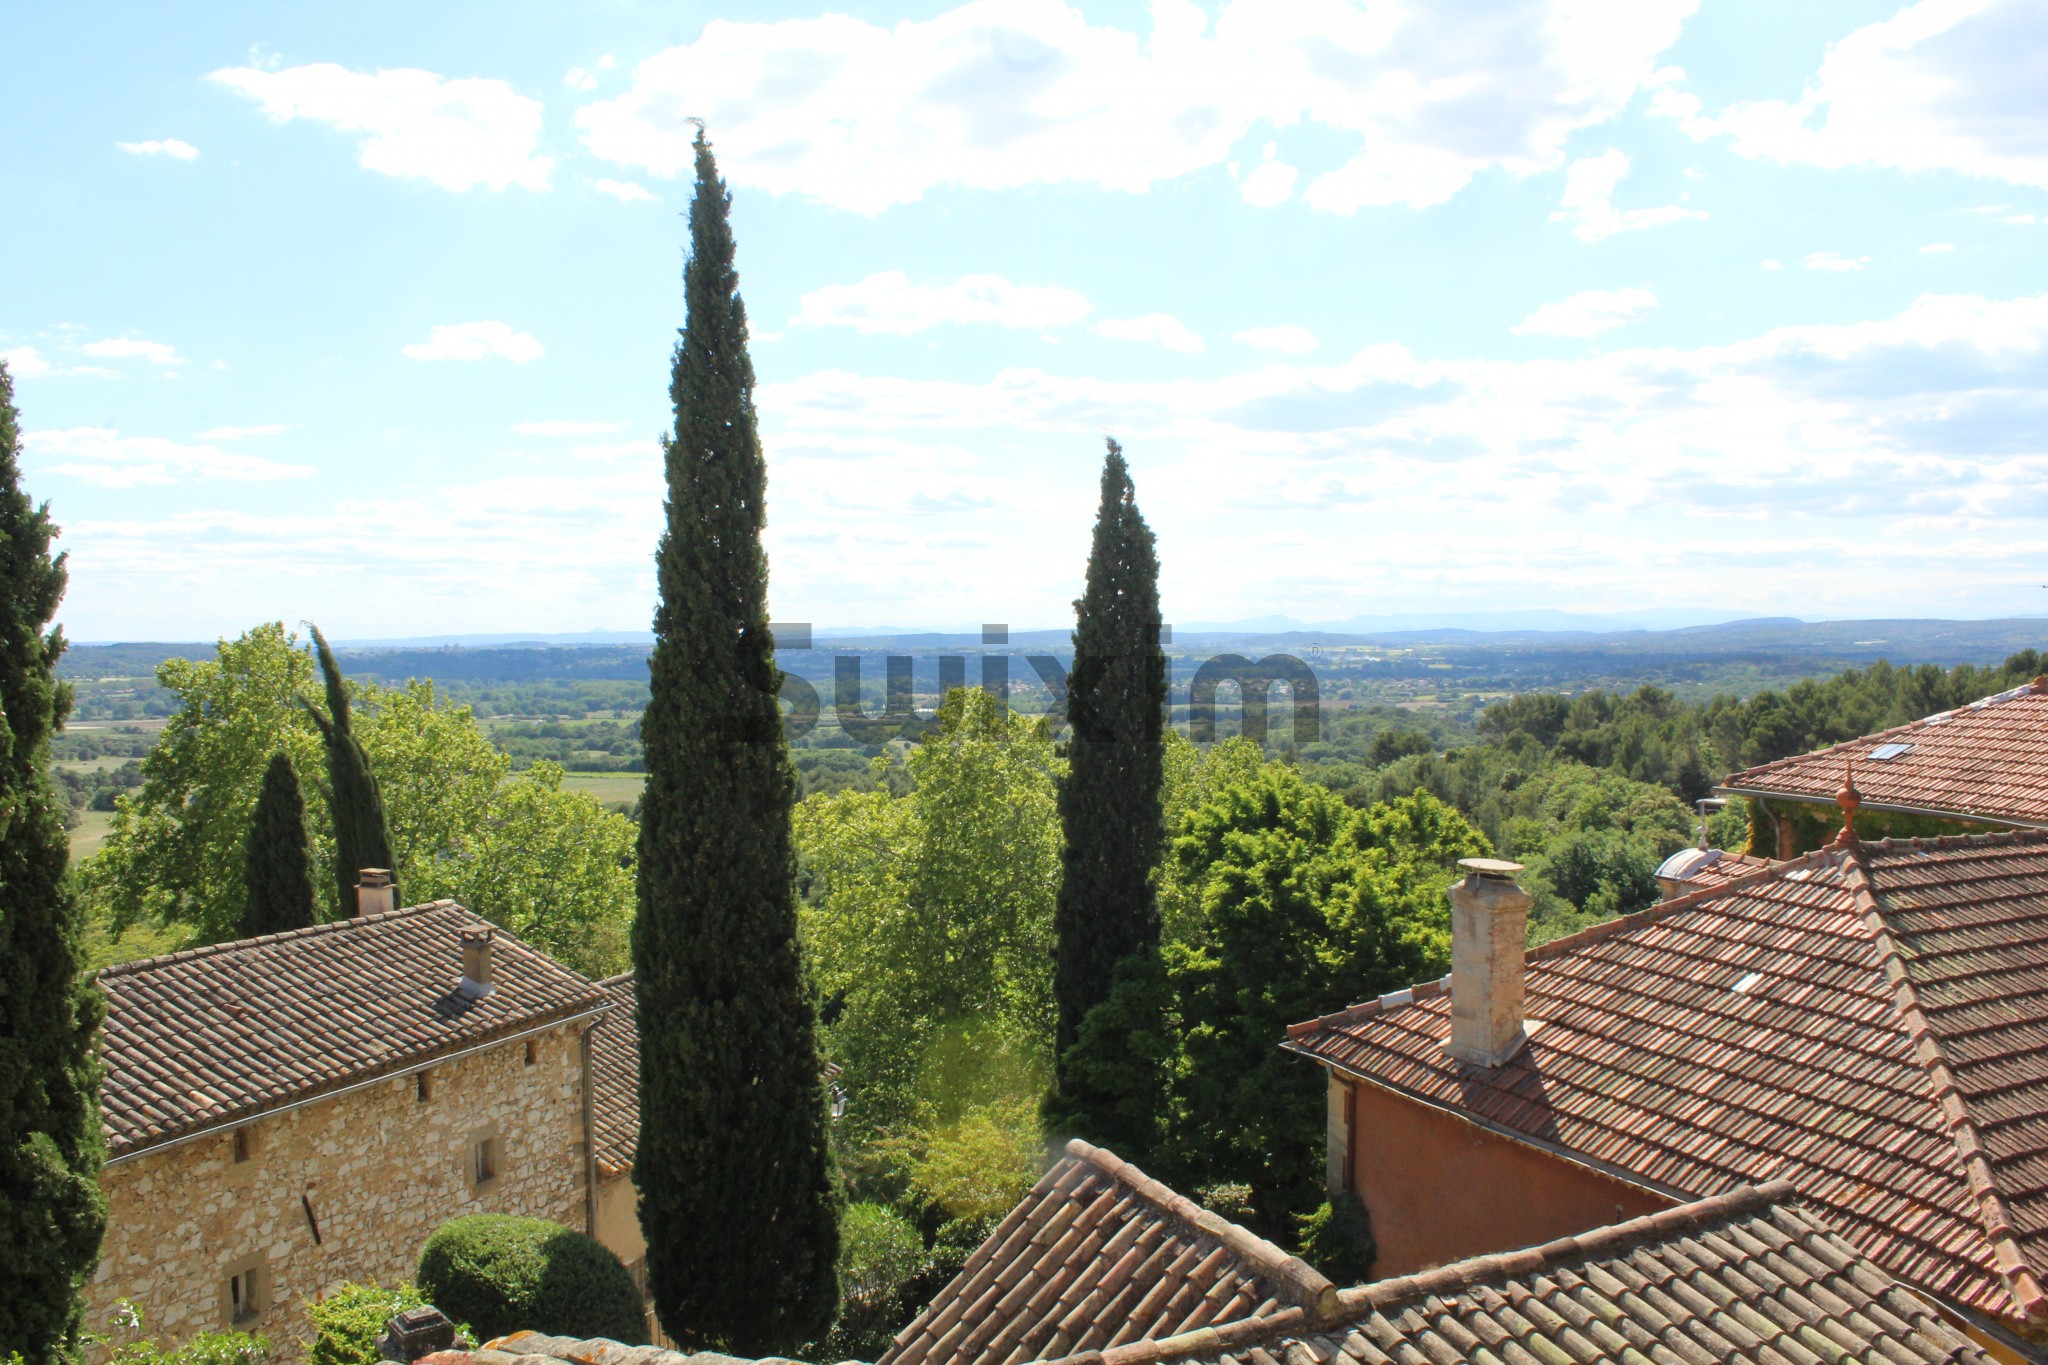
[1731,971,1763,994]
[1869,742,1913,761]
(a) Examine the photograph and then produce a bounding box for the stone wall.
[87,1019,594,1358]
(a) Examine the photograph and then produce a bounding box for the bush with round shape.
[418,1216,644,1346]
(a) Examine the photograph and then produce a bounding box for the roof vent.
[459,926,495,999]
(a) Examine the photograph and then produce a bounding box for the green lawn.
[70,809,116,861]
[560,772,644,806]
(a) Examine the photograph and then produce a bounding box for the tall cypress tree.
[1052,439,1167,1102]
[301,625,395,914]
[633,130,837,1354]
[0,359,108,1362]
[242,751,316,937]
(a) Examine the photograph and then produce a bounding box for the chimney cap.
[458,924,494,944]
[358,868,393,886]
[1458,857,1525,880]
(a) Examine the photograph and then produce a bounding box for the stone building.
[89,898,611,1354]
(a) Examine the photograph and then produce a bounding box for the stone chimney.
[458,926,495,999]
[1447,858,1538,1067]
[355,869,396,917]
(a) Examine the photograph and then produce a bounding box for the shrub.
[107,1333,270,1365]
[1295,1193,1375,1285]
[417,1215,644,1346]
[813,1203,930,1361]
[307,1283,427,1365]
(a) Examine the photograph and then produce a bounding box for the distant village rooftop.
[1720,676,2048,829]
[1285,830,2048,1329]
[97,901,610,1161]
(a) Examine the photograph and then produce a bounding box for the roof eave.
[1714,785,2048,831]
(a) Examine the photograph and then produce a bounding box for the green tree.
[303,626,395,913]
[633,130,837,1354]
[240,752,315,937]
[1059,766,1487,1239]
[1053,441,1167,1088]
[0,359,107,1362]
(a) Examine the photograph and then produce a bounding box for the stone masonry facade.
[87,1019,594,1357]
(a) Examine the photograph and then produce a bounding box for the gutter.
[105,1003,612,1167]
[1715,786,2048,832]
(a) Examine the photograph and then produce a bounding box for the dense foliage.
[105,1333,268,1365]
[305,1283,428,1365]
[303,627,397,911]
[633,131,838,1355]
[80,625,635,974]
[240,753,315,937]
[809,1203,930,1362]
[1058,767,1488,1237]
[1054,440,1168,1116]
[417,1215,642,1346]
[0,359,107,1364]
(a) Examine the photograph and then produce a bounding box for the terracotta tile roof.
[878,1139,1338,1365]
[97,902,609,1159]
[473,1184,2000,1365]
[1655,846,1771,892]
[1284,831,2048,1326]
[590,973,639,1180]
[1721,677,2048,828]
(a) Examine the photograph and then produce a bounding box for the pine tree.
[242,751,316,937]
[1052,439,1168,1107]
[302,625,395,913]
[632,131,838,1354]
[0,359,108,1362]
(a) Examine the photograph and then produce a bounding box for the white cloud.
[118,138,199,160]
[1512,288,1658,338]
[1922,242,1956,253]
[1239,160,1299,207]
[1235,325,1319,354]
[1761,259,1784,271]
[1806,251,1869,272]
[210,62,553,192]
[194,424,289,440]
[1550,149,1706,242]
[1096,313,1205,352]
[81,337,186,366]
[3,346,52,378]
[576,0,1695,215]
[514,420,624,436]
[24,427,313,487]
[1654,0,2048,188]
[565,67,599,92]
[402,322,544,363]
[796,272,1093,335]
[594,178,655,202]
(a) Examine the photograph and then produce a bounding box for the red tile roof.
[589,973,638,1180]
[1284,832,2048,1327]
[1721,677,2048,828]
[879,1139,1337,1365]
[98,902,609,1159]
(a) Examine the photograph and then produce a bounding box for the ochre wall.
[87,1020,593,1358]
[1336,1071,1673,1276]
[593,1172,645,1272]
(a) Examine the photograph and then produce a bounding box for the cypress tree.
[301,625,395,914]
[242,751,316,937]
[0,359,108,1362]
[632,130,837,1354]
[1052,439,1167,1103]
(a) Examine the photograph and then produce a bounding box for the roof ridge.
[595,971,634,987]
[1331,1180,1799,1319]
[1842,848,2048,1323]
[1061,1140,1339,1321]
[1723,679,2048,786]
[94,899,465,979]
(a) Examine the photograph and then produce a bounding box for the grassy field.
[561,772,644,806]
[70,810,116,860]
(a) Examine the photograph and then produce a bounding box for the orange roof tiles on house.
[1284,831,2048,1328]
[879,1139,1338,1365]
[98,902,609,1160]
[589,973,640,1180]
[479,1181,2001,1365]
[1721,677,2048,829]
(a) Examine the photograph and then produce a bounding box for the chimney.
[356,869,396,917]
[459,926,495,999]
[1446,858,1538,1067]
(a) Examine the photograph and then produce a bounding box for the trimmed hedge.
[417,1215,644,1345]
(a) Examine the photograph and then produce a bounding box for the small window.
[232,1128,251,1164]
[1870,742,1914,761]
[523,1039,537,1067]
[222,1256,266,1326]
[473,1136,500,1187]
[416,1071,432,1103]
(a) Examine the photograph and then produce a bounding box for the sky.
[3,0,2047,641]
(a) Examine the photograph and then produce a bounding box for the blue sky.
[4,0,2046,641]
